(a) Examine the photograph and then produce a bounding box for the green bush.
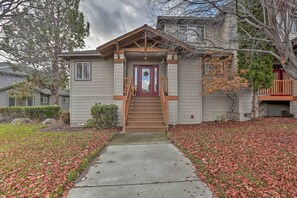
[60,110,70,124]
[85,103,118,128]
[0,106,60,121]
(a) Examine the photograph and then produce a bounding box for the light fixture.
[144,56,147,60]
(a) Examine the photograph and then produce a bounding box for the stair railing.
[159,76,168,130]
[123,76,133,130]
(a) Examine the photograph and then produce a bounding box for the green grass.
[0,124,118,197]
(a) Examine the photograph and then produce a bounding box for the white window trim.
[8,97,35,106]
[178,24,205,43]
[41,96,48,104]
[75,61,91,81]
[291,19,297,33]
[62,97,70,104]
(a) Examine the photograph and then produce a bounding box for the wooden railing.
[259,80,293,96]
[123,77,133,130]
[159,76,168,130]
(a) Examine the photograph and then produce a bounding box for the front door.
[134,65,159,96]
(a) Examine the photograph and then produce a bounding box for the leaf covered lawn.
[0,124,119,197]
[169,118,297,197]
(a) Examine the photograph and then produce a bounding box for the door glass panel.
[134,67,138,86]
[273,72,279,80]
[142,68,150,93]
[154,68,157,92]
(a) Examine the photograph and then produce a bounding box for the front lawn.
[0,124,119,197]
[169,118,297,197]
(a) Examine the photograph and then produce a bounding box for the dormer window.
[178,25,204,43]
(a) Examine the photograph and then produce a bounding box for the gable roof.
[59,50,101,60]
[96,24,193,58]
[0,62,27,77]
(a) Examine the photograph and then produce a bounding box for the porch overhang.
[96,24,193,59]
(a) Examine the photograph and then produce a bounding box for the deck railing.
[259,80,293,96]
[123,77,133,130]
[159,76,168,130]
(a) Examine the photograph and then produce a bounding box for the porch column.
[113,50,125,126]
[167,53,178,125]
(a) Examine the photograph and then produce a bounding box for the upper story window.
[178,25,204,43]
[292,19,297,33]
[75,62,91,80]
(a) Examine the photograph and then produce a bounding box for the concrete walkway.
[67,132,212,198]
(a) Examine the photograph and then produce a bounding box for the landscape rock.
[10,118,33,125]
[42,118,56,125]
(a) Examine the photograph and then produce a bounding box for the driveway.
[67,132,212,198]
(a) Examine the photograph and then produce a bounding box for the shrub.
[85,103,118,128]
[0,106,60,121]
[60,110,70,124]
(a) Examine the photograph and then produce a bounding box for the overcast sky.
[80,0,155,50]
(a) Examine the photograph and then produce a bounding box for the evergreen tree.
[237,0,274,118]
[1,0,89,104]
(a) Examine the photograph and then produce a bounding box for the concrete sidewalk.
[67,132,212,198]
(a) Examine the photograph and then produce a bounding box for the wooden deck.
[258,80,297,101]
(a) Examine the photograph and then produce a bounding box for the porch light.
[144,56,147,60]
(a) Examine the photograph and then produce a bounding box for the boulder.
[42,118,56,125]
[10,118,33,125]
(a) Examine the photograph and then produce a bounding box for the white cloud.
[80,0,153,50]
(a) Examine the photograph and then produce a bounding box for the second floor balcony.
[258,80,295,101]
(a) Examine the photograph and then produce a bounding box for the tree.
[149,0,297,79]
[1,0,89,104]
[202,52,249,114]
[8,80,35,100]
[237,0,275,119]
[0,0,30,25]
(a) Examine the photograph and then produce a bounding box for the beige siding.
[202,94,232,121]
[0,90,8,106]
[114,63,124,95]
[70,58,114,125]
[238,90,253,121]
[168,61,178,124]
[178,58,202,124]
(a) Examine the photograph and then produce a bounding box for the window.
[204,63,214,75]
[204,62,225,75]
[62,96,70,104]
[75,62,91,80]
[178,25,204,43]
[41,96,48,104]
[8,97,34,106]
[292,19,297,33]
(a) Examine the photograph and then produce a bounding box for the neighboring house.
[0,63,70,110]
[60,15,297,131]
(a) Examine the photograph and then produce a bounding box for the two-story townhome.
[60,14,297,131]
[0,63,70,110]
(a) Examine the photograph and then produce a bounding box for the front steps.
[125,96,167,132]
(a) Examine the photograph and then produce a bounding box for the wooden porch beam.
[150,41,159,48]
[115,42,120,59]
[134,41,141,48]
[122,47,165,53]
[258,96,294,101]
[144,31,147,52]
